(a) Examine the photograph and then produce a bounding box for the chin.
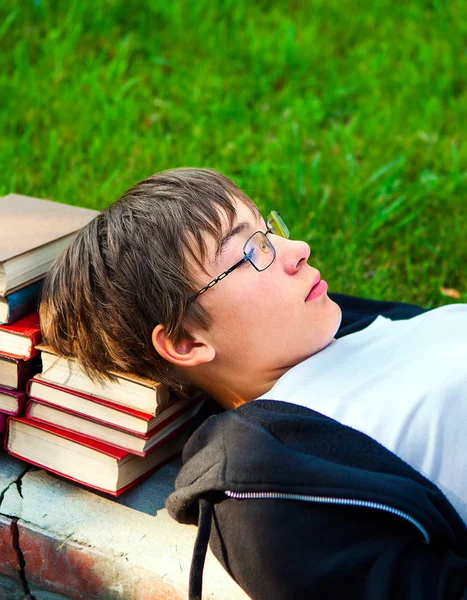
[317,306,342,353]
[332,301,343,332]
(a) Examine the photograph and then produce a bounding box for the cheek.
[228,284,299,351]
[206,276,281,342]
[232,277,288,321]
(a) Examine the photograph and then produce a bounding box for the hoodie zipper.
[225,490,430,544]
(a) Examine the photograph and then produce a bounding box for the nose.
[274,236,311,275]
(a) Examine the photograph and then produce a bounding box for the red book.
[0,414,6,437]
[0,352,41,390]
[0,313,41,360]
[25,398,203,456]
[6,416,191,495]
[37,345,168,416]
[0,386,27,416]
[27,376,198,437]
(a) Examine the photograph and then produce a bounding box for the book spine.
[114,452,183,496]
[1,281,43,325]
[23,331,42,359]
[16,360,29,390]
[4,416,10,451]
[0,413,6,436]
[16,356,41,390]
[0,394,26,416]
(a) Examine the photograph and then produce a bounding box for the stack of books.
[8,346,204,495]
[0,192,96,441]
[0,312,42,438]
[2,193,203,495]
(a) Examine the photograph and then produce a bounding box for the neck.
[188,364,289,411]
[184,339,338,410]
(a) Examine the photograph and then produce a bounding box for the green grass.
[1,0,466,307]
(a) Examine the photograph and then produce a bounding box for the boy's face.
[187,198,342,377]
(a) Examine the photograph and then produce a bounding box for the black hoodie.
[167,295,467,600]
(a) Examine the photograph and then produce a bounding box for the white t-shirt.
[258,304,467,525]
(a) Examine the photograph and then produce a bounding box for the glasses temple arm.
[188,256,247,301]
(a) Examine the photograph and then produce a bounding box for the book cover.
[28,376,155,421]
[6,417,187,495]
[0,194,98,295]
[0,414,6,437]
[26,397,204,455]
[38,344,166,388]
[37,345,169,415]
[0,387,27,416]
[28,376,196,436]
[0,313,41,359]
[0,352,41,390]
[0,280,43,325]
[9,415,129,457]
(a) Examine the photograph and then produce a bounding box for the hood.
[167,400,467,551]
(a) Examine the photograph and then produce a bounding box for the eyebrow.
[214,221,251,265]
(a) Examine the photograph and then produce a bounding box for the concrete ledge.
[0,514,22,583]
[0,453,249,600]
[19,523,181,600]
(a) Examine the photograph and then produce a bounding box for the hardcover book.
[0,387,27,416]
[28,375,199,436]
[26,398,203,456]
[0,279,43,325]
[37,345,170,416]
[0,352,41,390]
[0,194,98,296]
[6,417,190,495]
[0,313,41,360]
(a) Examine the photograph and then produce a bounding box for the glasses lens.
[244,232,275,271]
[266,211,289,239]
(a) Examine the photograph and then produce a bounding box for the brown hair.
[40,168,257,393]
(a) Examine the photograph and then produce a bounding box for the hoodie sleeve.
[209,495,467,600]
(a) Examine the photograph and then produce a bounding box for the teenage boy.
[41,168,467,599]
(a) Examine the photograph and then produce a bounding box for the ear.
[151,323,216,368]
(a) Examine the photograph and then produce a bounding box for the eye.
[259,238,270,253]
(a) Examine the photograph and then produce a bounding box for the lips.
[306,273,321,299]
[305,273,328,301]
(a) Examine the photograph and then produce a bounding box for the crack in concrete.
[0,467,36,598]
[11,517,36,599]
[0,468,152,598]
[16,474,24,499]
[0,465,30,508]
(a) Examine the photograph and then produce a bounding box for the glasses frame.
[187,210,289,303]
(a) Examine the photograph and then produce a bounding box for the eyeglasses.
[188,210,289,303]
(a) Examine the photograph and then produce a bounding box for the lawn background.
[1,0,466,307]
